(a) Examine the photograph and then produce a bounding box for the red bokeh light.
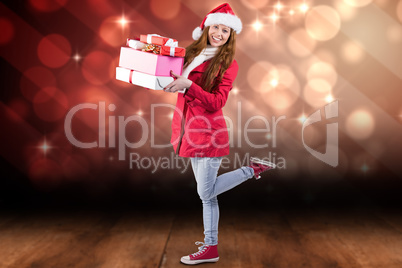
[0,17,15,44]
[33,86,69,122]
[29,0,68,12]
[37,34,72,68]
[20,66,57,102]
[87,0,116,16]
[8,99,30,121]
[81,50,114,85]
[99,16,130,47]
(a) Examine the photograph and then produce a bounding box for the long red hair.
[184,26,236,93]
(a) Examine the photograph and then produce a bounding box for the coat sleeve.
[183,60,238,112]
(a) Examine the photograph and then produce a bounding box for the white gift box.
[116,67,173,90]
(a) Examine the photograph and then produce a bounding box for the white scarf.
[182,46,219,78]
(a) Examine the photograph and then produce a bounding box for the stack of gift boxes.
[116,34,185,90]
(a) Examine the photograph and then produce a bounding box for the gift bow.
[169,46,175,57]
[146,34,178,47]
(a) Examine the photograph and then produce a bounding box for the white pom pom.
[192,27,203,40]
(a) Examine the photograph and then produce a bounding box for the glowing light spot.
[270,79,279,88]
[73,53,81,61]
[345,109,375,140]
[305,6,341,41]
[169,112,174,119]
[343,0,373,7]
[137,110,143,116]
[100,16,130,47]
[39,138,51,155]
[270,13,279,23]
[117,16,129,28]
[298,114,307,123]
[289,9,295,16]
[266,133,272,139]
[325,94,334,103]
[232,87,239,95]
[299,3,309,13]
[275,2,283,11]
[252,20,263,32]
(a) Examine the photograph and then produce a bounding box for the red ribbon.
[129,70,134,84]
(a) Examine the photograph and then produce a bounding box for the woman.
[164,3,275,265]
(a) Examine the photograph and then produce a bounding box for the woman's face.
[208,24,231,47]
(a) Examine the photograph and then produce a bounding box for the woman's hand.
[163,71,192,93]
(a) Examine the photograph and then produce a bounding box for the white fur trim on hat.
[204,12,242,34]
[192,27,203,40]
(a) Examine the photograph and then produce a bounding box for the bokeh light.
[340,40,365,63]
[261,65,301,110]
[252,20,263,31]
[287,28,316,57]
[28,0,68,12]
[315,49,337,66]
[150,0,181,20]
[87,0,115,15]
[334,1,357,21]
[386,24,402,43]
[82,50,114,85]
[299,3,309,13]
[8,99,30,121]
[398,0,402,24]
[33,86,69,122]
[99,16,130,47]
[345,109,375,140]
[307,62,338,86]
[343,0,373,7]
[0,17,14,44]
[305,6,341,41]
[20,66,57,102]
[303,78,332,107]
[247,61,275,92]
[37,34,72,68]
[240,0,269,10]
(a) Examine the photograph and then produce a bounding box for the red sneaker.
[180,242,219,265]
[249,157,276,179]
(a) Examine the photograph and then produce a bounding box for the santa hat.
[192,3,242,40]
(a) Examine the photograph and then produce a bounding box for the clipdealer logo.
[302,101,339,167]
[63,100,339,169]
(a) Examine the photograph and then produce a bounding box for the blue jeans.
[190,157,255,246]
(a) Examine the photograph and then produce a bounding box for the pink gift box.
[119,47,183,76]
[116,67,174,90]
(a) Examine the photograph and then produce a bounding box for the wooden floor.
[0,206,401,268]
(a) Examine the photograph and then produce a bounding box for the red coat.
[170,59,238,157]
